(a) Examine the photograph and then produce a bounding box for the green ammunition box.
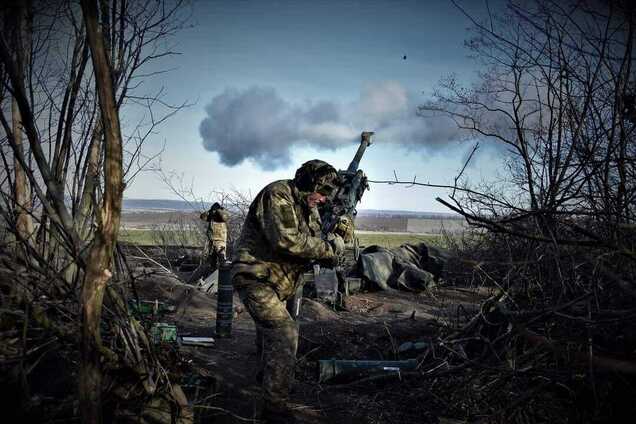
[151,323,177,343]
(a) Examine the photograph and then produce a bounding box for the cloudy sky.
[125,0,505,212]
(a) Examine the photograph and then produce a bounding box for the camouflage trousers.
[236,278,299,408]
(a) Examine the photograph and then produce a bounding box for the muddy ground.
[130,257,492,424]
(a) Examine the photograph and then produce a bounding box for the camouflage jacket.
[231,180,335,299]
[206,222,227,252]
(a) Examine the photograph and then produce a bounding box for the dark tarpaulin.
[358,243,449,291]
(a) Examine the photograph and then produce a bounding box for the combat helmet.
[293,159,340,197]
[200,202,229,223]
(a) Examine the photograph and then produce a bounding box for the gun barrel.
[346,131,374,173]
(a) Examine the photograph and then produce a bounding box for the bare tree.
[78,0,124,420]
[422,0,635,245]
[9,3,34,248]
[0,0,191,421]
[411,2,636,419]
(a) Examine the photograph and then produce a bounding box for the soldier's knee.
[238,284,293,326]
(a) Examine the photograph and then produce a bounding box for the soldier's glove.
[328,234,346,257]
[334,215,354,243]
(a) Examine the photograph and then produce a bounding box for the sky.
[124,0,506,212]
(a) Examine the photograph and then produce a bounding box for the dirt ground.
[131,268,492,424]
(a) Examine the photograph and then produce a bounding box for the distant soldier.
[231,160,344,422]
[189,202,229,284]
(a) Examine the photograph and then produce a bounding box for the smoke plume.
[199,81,460,169]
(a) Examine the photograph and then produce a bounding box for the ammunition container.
[151,323,177,344]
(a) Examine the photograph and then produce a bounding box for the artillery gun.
[320,131,373,268]
[289,132,375,315]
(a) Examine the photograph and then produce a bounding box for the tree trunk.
[13,98,34,245]
[78,124,103,241]
[79,0,124,422]
[10,0,34,248]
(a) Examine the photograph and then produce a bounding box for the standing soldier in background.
[189,202,229,284]
[231,160,345,422]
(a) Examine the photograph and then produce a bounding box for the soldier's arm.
[261,188,335,260]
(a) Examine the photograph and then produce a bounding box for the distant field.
[356,216,466,234]
[119,207,460,249]
[118,228,444,249]
[118,228,201,246]
[357,232,443,248]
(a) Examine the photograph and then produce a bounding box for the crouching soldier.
[231,160,344,422]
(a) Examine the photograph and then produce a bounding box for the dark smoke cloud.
[199,82,461,170]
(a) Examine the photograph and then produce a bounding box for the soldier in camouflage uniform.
[231,160,344,421]
[188,202,229,284]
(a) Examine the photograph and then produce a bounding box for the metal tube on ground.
[318,359,418,383]
[216,260,233,338]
